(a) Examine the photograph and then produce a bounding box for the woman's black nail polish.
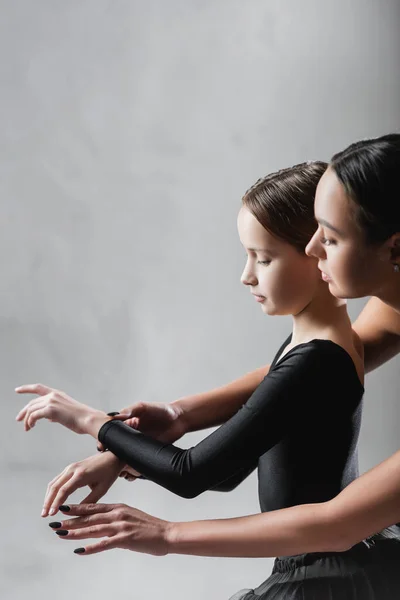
[49,522,62,529]
[74,547,85,554]
[55,529,68,536]
[107,412,120,417]
[58,505,70,512]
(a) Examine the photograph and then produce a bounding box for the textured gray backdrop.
[1,1,400,599]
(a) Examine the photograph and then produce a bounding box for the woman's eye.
[257,260,271,265]
[320,237,335,247]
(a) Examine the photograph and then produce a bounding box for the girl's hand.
[50,503,171,556]
[15,383,107,435]
[43,453,125,517]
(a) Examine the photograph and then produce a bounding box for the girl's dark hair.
[331,133,400,244]
[242,161,328,252]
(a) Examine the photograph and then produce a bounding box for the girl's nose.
[241,265,258,287]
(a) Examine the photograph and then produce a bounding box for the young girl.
[16,159,400,598]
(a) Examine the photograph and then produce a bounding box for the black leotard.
[98,336,364,510]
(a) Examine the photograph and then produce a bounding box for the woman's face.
[237,206,320,316]
[305,167,392,299]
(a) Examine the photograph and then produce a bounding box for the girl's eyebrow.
[317,218,345,236]
[245,246,274,253]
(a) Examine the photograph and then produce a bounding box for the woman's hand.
[50,503,171,556]
[97,401,187,452]
[43,453,126,517]
[15,383,108,436]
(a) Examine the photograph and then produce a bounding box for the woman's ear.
[389,232,400,261]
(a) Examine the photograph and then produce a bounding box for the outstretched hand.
[49,502,171,556]
[15,383,108,436]
[42,453,126,517]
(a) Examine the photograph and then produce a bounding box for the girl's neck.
[290,284,350,345]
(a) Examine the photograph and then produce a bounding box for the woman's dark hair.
[242,161,328,252]
[331,133,400,244]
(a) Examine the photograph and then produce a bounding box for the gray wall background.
[1,1,400,599]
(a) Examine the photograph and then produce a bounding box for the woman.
[16,158,400,598]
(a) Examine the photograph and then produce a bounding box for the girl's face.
[305,167,392,299]
[237,206,320,316]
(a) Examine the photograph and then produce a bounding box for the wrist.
[169,399,190,435]
[162,520,178,555]
[84,409,111,439]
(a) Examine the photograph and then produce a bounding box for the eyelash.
[320,237,336,247]
[257,260,271,265]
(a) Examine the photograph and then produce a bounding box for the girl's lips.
[252,294,266,302]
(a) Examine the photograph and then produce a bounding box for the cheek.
[273,261,317,309]
[330,247,366,279]
[327,246,375,297]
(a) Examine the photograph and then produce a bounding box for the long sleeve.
[98,345,324,498]
[210,462,258,492]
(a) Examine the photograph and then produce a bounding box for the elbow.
[319,502,356,553]
[171,480,205,500]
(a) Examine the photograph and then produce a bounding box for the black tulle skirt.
[229,530,400,599]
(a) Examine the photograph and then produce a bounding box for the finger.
[123,417,139,429]
[16,397,46,422]
[49,473,85,516]
[58,503,115,517]
[15,383,53,396]
[108,414,131,421]
[112,403,147,420]
[80,484,110,505]
[43,469,74,517]
[73,537,120,556]
[60,512,115,530]
[26,404,51,431]
[55,524,116,540]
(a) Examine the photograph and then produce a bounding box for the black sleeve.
[210,461,258,492]
[98,346,319,498]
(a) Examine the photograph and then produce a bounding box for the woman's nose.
[305,230,324,259]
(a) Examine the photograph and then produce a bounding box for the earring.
[394,263,400,273]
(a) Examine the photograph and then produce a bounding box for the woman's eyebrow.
[317,218,345,236]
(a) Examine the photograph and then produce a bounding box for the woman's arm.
[50,449,400,558]
[168,446,400,556]
[171,365,270,432]
[353,297,400,373]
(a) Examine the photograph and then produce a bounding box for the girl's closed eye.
[257,260,271,265]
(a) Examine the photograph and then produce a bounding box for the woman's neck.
[376,277,400,314]
[291,283,350,345]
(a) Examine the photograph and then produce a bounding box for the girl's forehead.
[237,207,287,252]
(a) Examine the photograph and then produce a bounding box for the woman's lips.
[320,270,332,282]
[252,294,266,302]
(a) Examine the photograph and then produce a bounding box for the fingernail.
[107,412,120,417]
[55,530,68,536]
[49,507,57,516]
[74,548,85,554]
[59,505,70,512]
[41,509,46,517]
[49,522,62,529]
